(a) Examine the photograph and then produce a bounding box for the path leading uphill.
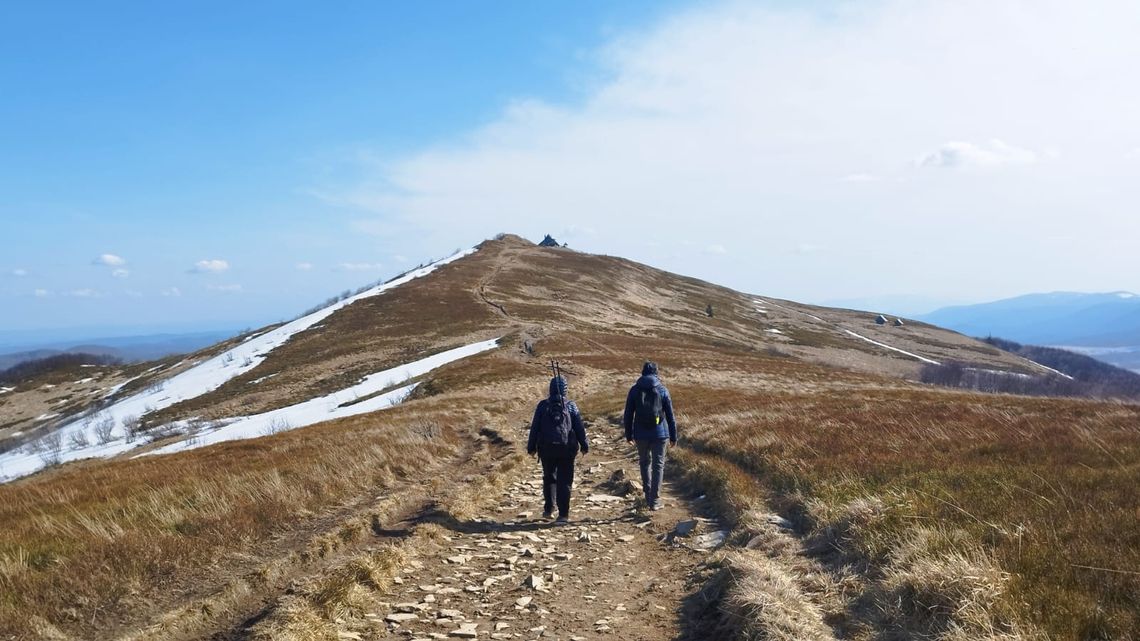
[356,433,728,641]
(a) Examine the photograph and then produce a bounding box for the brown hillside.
[0,234,1135,641]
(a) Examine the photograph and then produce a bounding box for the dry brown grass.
[0,394,496,639]
[671,382,1140,640]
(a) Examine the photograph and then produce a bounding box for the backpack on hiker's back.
[539,396,574,447]
[633,385,663,430]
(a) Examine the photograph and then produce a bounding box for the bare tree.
[68,430,90,450]
[94,415,116,444]
[39,432,64,466]
[122,415,141,443]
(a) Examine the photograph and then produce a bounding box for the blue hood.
[549,376,567,398]
[635,374,659,390]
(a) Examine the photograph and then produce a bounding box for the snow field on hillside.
[146,338,501,456]
[0,248,478,483]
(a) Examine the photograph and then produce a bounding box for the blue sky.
[1,1,685,338]
[4,0,1139,344]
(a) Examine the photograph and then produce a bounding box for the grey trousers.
[635,438,668,505]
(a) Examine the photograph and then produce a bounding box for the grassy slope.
[0,236,1135,640]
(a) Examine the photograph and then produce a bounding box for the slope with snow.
[0,249,478,483]
[147,338,501,456]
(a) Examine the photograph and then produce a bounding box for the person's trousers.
[540,451,577,517]
[636,438,668,506]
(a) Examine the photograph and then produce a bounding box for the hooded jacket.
[527,377,588,456]
[623,374,677,442]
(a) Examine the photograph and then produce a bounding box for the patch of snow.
[1116,292,1137,299]
[248,374,278,385]
[766,328,783,335]
[843,330,941,365]
[146,337,501,456]
[102,375,141,399]
[1025,360,1075,380]
[0,387,13,395]
[0,247,481,484]
[74,377,95,384]
[35,413,60,422]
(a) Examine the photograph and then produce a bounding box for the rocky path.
[360,433,729,641]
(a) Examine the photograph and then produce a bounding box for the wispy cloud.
[191,259,230,274]
[310,1,1140,303]
[93,254,126,267]
[34,288,50,298]
[295,262,314,271]
[65,288,103,298]
[161,287,182,297]
[704,244,728,255]
[917,140,1040,169]
[111,268,130,278]
[10,268,28,277]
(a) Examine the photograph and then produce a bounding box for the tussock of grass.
[727,551,837,641]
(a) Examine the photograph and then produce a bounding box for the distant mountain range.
[0,331,239,372]
[918,291,1140,371]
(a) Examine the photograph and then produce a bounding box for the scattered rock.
[674,520,699,537]
[515,596,533,607]
[617,535,635,542]
[385,613,419,624]
[692,530,729,551]
[522,574,545,590]
[587,494,624,503]
[450,623,479,638]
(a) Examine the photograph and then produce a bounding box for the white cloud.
[314,0,1140,303]
[161,287,182,297]
[917,140,1039,169]
[296,262,314,271]
[192,259,230,274]
[207,284,243,293]
[704,244,728,255]
[111,268,130,278]
[124,289,144,298]
[11,268,28,277]
[93,254,126,267]
[33,288,50,298]
[336,262,384,272]
[66,288,103,298]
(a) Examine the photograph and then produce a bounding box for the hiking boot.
[650,501,663,511]
[542,509,555,519]
[555,515,570,525]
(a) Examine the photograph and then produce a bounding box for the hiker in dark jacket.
[527,376,588,524]
[622,361,677,511]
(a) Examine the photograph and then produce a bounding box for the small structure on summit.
[893,318,905,327]
[875,314,889,325]
[538,234,561,247]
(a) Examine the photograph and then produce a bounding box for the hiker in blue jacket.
[527,376,588,524]
[623,361,677,511]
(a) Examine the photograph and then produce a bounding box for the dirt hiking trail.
[362,432,728,641]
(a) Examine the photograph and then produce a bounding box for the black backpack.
[634,386,663,430]
[539,398,574,446]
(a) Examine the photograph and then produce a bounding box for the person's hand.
[527,448,537,457]
[626,438,634,444]
[670,439,678,447]
[581,449,589,457]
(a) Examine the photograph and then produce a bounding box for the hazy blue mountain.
[0,331,239,371]
[920,292,1140,347]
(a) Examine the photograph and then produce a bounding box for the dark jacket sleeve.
[527,400,545,453]
[661,386,677,442]
[622,386,637,439]
[570,401,588,453]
